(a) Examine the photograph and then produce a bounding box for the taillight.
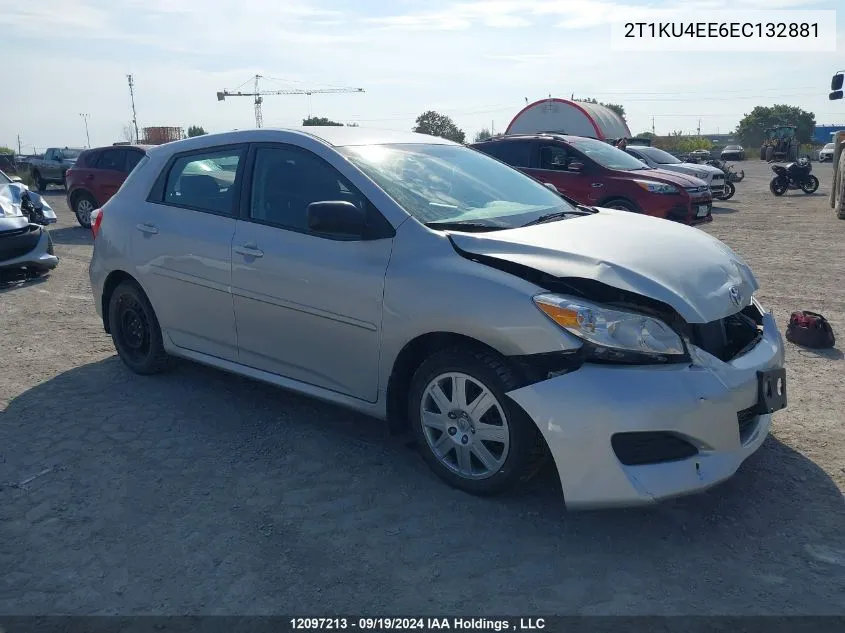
[65,168,75,178]
[91,208,103,239]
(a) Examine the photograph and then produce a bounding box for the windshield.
[0,170,11,184]
[58,149,83,160]
[824,143,835,150]
[633,146,681,165]
[340,143,575,230]
[567,138,650,171]
[725,145,741,150]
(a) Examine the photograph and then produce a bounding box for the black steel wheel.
[108,281,172,375]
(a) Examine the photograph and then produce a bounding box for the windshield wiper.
[520,208,594,227]
[425,221,507,232]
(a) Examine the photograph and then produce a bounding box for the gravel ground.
[1,160,844,616]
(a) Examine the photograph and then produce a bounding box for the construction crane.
[217,74,364,128]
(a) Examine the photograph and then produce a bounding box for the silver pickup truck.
[28,147,84,192]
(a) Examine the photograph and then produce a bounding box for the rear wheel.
[408,348,547,496]
[108,281,172,375]
[73,193,97,228]
[801,175,819,194]
[720,182,736,200]
[770,177,788,196]
[33,171,47,193]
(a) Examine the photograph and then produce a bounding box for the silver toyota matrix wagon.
[89,127,786,509]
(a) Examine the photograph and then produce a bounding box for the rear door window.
[161,147,244,215]
[96,149,127,172]
[478,141,533,168]
[125,150,145,173]
[538,144,571,171]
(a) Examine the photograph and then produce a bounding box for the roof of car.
[473,133,587,144]
[146,127,458,155]
[86,144,153,152]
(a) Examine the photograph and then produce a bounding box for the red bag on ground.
[785,311,835,349]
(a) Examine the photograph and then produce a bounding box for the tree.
[0,146,14,155]
[474,128,493,142]
[303,116,343,126]
[187,125,207,137]
[121,124,135,143]
[573,97,626,121]
[413,111,465,143]
[635,132,655,140]
[346,122,359,127]
[735,105,816,147]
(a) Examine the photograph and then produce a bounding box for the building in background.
[142,127,184,145]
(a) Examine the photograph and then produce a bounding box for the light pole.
[79,113,91,147]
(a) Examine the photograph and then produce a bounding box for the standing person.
[830,131,845,220]
[615,137,628,150]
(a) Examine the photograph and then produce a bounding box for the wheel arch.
[69,187,99,209]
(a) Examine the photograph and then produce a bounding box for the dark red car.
[65,144,150,228]
[471,134,713,225]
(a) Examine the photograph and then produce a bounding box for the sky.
[1,0,843,152]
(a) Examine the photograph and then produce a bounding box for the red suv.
[471,134,712,225]
[65,145,150,228]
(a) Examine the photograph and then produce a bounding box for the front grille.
[689,308,762,362]
[611,432,699,466]
[685,186,709,194]
[0,225,40,261]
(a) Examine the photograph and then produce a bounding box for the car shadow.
[48,226,91,246]
[0,274,50,294]
[791,345,845,361]
[711,205,739,214]
[3,354,844,615]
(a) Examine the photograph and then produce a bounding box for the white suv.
[626,145,726,196]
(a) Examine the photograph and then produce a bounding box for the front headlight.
[633,179,679,195]
[533,294,687,363]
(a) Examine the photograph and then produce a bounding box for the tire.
[73,192,97,228]
[408,347,548,496]
[720,182,736,200]
[788,143,798,162]
[765,146,774,162]
[801,175,819,194]
[601,199,638,212]
[33,171,47,193]
[107,281,172,375]
[770,177,788,196]
[760,147,766,160]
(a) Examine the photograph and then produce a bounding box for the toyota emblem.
[729,286,743,307]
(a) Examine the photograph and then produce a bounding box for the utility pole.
[697,119,701,136]
[17,135,21,154]
[79,113,91,147]
[127,74,140,143]
[652,117,655,135]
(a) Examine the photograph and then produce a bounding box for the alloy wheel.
[76,198,95,227]
[419,372,510,480]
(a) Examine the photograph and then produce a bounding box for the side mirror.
[307,201,365,237]
[54,155,63,161]
[830,90,843,101]
[831,72,844,91]
[543,182,559,192]
[567,161,584,173]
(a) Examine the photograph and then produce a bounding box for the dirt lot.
[1,160,844,616]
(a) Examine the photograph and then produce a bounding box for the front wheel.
[720,182,736,200]
[733,170,744,182]
[408,348,547,496]
[770,177,788,196]
[602,199,638,212]
[108,281,173,375]
[801,175,819,194]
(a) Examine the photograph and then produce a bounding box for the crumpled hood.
[0,183,56,221]
[448,208,758,324]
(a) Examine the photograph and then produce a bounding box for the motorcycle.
[769,157,819,196]
[706,159,745,183]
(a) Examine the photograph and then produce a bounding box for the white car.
[625,145,726,196]
[818,142,836,162]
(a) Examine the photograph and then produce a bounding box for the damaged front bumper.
[506,310,785,510]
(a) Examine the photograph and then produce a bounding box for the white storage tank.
[506,98,631,140]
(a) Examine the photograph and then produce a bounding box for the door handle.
[135,223,158,235]
[591,183,604,188]
[234,244,264,258]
